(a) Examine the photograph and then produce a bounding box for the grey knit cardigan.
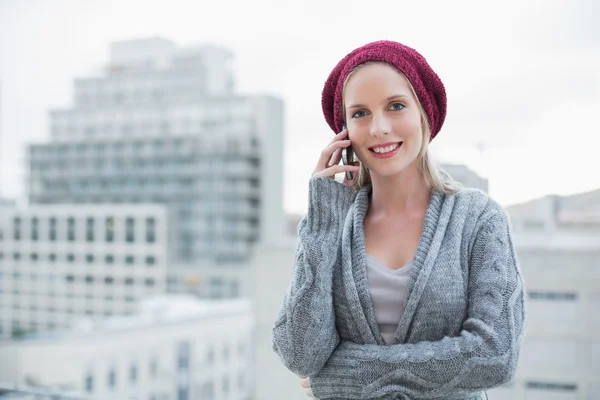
[272,177,526,399]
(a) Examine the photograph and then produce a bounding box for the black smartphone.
[340,124,354,180]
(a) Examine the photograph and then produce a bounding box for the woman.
[272,40,526,400]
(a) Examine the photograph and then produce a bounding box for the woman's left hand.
[300,376,313,397]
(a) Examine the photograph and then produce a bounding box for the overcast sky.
[0,0,598,214]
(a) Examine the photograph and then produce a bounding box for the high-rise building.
[28,37,285,266]
[489,189,600,400]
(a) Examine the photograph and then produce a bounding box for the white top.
[365,254,413,344]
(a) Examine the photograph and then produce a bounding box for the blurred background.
[0,0,598,399]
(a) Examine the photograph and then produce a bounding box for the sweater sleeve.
[271,176,356,377]
[310,209,527,399]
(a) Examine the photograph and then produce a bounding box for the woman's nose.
[369,114,391,137]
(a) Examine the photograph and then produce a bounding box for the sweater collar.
[342,186,450,345]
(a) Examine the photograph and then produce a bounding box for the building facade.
[488,189,600,400]
[28,37,285,266]
[0,204,168,339]
[0,295,254,400]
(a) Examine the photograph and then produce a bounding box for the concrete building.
[441,163,489,193]
[0,204,168,339]
[28,37,285,268]
[488,188,600,400]
[0,295,254,400]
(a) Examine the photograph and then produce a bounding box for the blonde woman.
[272,40,526,400]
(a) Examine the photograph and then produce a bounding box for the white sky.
[0,0,598,215]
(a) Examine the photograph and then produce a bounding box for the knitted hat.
[321,40,447,140]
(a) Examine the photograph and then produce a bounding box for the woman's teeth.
[371,143,400,154]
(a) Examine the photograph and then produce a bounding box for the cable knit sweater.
[272,177,526,400]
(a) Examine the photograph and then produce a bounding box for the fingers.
[313,164,360,179]
[328,147,342,167]
[300,377,313,397]
[316,139,351,171]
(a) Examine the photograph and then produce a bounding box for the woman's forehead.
[344,64,412,101]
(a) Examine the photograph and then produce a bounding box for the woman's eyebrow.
[347,94,410,110]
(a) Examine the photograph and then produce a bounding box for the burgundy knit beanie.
[321,40,447,140]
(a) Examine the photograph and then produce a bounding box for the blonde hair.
[341,61,462,193]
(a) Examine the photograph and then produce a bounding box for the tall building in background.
[26,37,285,297]
[488,189,600,400]
[0,37,284,341]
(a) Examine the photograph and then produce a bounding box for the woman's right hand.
[311,129,360,184]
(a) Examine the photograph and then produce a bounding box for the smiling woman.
[272,40,526,400]
[340,60,461,193]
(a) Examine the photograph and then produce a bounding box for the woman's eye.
[351,110,367,119]
[390,103,405,111]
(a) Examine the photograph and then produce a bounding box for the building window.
[86,217,94,242]
[104,276,114,285]
[67,254,75,263]
[105,254,114,264]
[222,376,230,396]
[83,371,93,392]
[528,292,578,301]
[85,275,94,284]
[67,217,75,241]
[125,255,135,265]
[129,363,137,384]
[13,217,21,240]
[149,357,158,378]
[105,217,115,242]
[49,217,57,241]
[49,253,57,262]
[108,367,116,391]
[146,217,156,243]
[145,278,155,287]
[146,256,156,266]
[31,217,39,241]
[125,277,134,286]
[126,218,135,243]
[30,253,39,262]
[525,381,577,392]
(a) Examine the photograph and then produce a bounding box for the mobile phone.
[340,124,354,180]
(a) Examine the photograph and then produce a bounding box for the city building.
[441,163,489,193]
[0,203,168,339]
[488,188,600,400]
[0,295,254,400]
[28,37,285,268]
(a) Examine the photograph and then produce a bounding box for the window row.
[0,252,157,266]
[2,273,156,286]
[7,216,157,243]
[528,291,578,301]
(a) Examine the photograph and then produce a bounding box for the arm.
[310,209,527,399]
[272,176,356,377]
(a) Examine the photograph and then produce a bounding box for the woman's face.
[343,63,423,178]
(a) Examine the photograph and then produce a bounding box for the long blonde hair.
[341,61,462,193]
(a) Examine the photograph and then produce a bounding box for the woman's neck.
[367,161,431,218]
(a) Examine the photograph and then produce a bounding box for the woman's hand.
[300,376,313,397]
[311,128,360,185]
